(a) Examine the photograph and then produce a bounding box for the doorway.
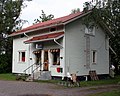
[33,50,42,71]
[43,50,49,71]
[34,51,41,64]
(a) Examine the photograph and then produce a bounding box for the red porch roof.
[24,32,64,43]
[9,11,92,37]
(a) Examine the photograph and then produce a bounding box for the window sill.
[50,65,60,68]
[92,62,97,65]
[18,62,26,64]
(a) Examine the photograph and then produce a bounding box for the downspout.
[54,38,64,78]
[24,33,29,38]
[54,38,63,48]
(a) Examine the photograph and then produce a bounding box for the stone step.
[38,71,51,80]
[26,71,51,81]
[26,76,33,82]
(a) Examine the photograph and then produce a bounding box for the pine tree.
[33,10,54,24]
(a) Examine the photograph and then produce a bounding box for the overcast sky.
[20,0,89,27]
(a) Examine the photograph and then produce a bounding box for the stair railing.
[32,63,42,80]
[23,63,37,76]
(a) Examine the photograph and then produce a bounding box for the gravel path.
[0,80,120,96]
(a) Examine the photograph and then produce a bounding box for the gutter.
[8,23,64,37]
[24,38,54,44]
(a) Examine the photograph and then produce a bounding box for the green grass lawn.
[36,75,120,87]
[0,73,120,87]
[80,75,120,87]
[88,89,120,96]
[0,73,16,81]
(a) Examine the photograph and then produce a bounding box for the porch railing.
[23,63,37,75]
[23,63,42,80]
[32,64,42,80]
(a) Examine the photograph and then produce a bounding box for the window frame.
[92,50,97,64]
[50,49,60,65]
[18,51,26,63]
[50,27,57,32]
[85,25,95,36]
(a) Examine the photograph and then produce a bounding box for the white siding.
[12,34,65,76]
[12,36,31,74]
[65,19,87,76]
[12,18,109,77]
[65,18,109,76]
[90,26,109,74]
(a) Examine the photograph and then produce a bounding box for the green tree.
[0,0,29,73]
[83,0,120,74]
[33,10,54,24]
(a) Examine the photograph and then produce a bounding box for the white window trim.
[85,26,95,36]
[18,51,26,63]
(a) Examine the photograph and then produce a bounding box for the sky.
[20,0,89,28]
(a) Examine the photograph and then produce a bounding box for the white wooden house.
[9,11,113,80]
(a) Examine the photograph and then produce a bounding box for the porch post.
[41,50,44,71]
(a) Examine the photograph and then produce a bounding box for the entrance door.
[43,50,49,71]
[35,51,41,64]
[34,50,42,71]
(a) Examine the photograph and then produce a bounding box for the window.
[92,50,97,64]
[85,25,95,35]
[50,27,56,32]
[19,51,26,62]
[50,49,60,65]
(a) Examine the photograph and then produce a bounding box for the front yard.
[0,74,120,96]
[88,89,120,96]
[0,73,120,87]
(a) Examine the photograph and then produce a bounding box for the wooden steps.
[89,70,99,80]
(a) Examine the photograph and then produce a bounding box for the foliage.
[0,0,29,73]
[33,10,54,24]
[0,0,23,34]
[71,8,80,14]
[0,54,12,73]
[83,0,120,74]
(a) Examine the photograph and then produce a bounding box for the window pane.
[50,27,56,32]
[85,26,95,35]
[22,52,25,62]
[92,50,97,63]
[50,49,60,65]
[93,51,95,63]
[18,51,26,62]
[19,52,21,62]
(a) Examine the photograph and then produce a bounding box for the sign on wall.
[36,43,43,49]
